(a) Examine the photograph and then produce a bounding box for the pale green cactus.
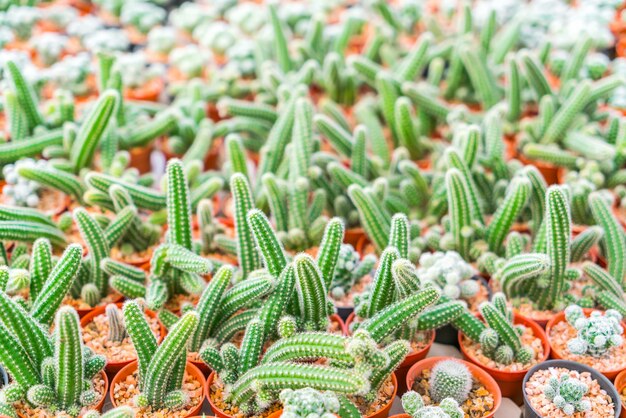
[543,374,591,416]
[429,360,473,404]
[279,388,339,418]
[402,391,464,418]
[564,305,623,357]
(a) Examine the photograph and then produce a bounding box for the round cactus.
[565,306,624,357]
[279,388,340,418]
[543,374,591,415]
[402,391,464,418]
[429,360,473,404]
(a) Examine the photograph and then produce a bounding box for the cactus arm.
[451,310,487,342]
[119,113,177,149]
[397,34,431,82]
[499,253,550,297]
[314,115,354,158]
[238,319,264,376]
[109,275,146,299]
[29,238,52,302]
[402,81,451,120]
[415,301,465,330]
[328,163,369,190]
[0,290,53,367]
[347,185,391,253]
[294,254,330,331]
[257,264,296,340]
[0,221,66,248]
[166,159,193,250]
[218,274,273,320]
[0,321,41,389]
[368,340,411,395]
[361,287,440,343]
[389,214,410,259]
[445,169,474,260]
[597,291,626,317]
[6,61,43,130]
[257,96,297,181]
[570,226,603,262]
[71,91,118,172]
[248,209,287,278]
[367,247,400,317]
[561,36,591,83]
[480,303,522,352]
[17,165,86,203]
[189,265,232,352]
[123,300,158,389]
[316,218,345,290]
[0,205,56,227]
[104,206,136,248]
[486,177,530,255]
[262,174,289,232]
[55,307,84,410]
[143,312,198,408]
[583,262,623,299]
[74,208,110,298]
[101,258,146,282]
[446,150,483,221]
[589,193,626,286]
[541,81,591,144]
[261,333,353,365]
[166,245,212,274]
[215,309,259,344]
[268,4,292,73]
[459,48,500,109]
[351,125,369,179]
[231,174,261,279]
[0,129,64,164]
[30,244,83,326]
[520,53,553,99]
[85,172,166,211]
[290,98,313,181]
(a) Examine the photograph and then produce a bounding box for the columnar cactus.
[564,305,624,357]
[543,374,591,415]
[123,300,198,411]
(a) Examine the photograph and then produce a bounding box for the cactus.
[124,300,198,410]
[280,388,339,418]
[417,251,478,301]
[564,305,623,357]
[83,406,135,418]
[543,374,591,415]
[429,360,472,404]
[402,391,463,418]
[106,304,127,342]
[329,244,376,301]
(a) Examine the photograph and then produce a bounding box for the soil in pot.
[208,372,281,418]
[348,374,396,417]
[409,367,495,418]
[81,305,164,372]
[524,367,616,418]
[111,362,205,418]
[546,311,626,379]
[15,372,107,417]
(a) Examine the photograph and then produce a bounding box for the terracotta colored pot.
[345,313,433,395]
[125,78,164,102]
[614,369,626,418]
[75,293,125,318]
[80,303,166,376]
[546,308,626,380]
[17,371,108,418]
[345,227,366,247]
[128,144,154,174]
[208,372,397,418]
[458,313,550,404]
[405,357,502,418]
[518,154,560,185]
[110,361,206,417]
[388,415,410,418]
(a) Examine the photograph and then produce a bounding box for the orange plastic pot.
[110,361,206,417]
[405,357,502,418]
[80,303,166,376]
[125,78,164,102]
[614,369,626,418]
[345,227,365,247]
[518,154,560,185]
[345,313,433,395]
[458,313,550,404]
[17,371,108,418]
[546,309,626,380]
[128,144,154,174]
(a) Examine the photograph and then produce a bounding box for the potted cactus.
[523,360,621,418]
[109,300,206,417]
[454,293,550,403]
[80,302,166,375]
[0,305,107,417]
[546,305,626,380]
[405,357,501,418]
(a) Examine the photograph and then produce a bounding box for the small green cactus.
[280,388,340,418]
[543,374,591,416]
[429,360,473,404]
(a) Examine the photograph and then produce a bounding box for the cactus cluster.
[279,388,340,418]
[329,244,377,301]
[564,305,624,357]
[417,251,479,302]
[543,374,591,416]
[401,391,464,418]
